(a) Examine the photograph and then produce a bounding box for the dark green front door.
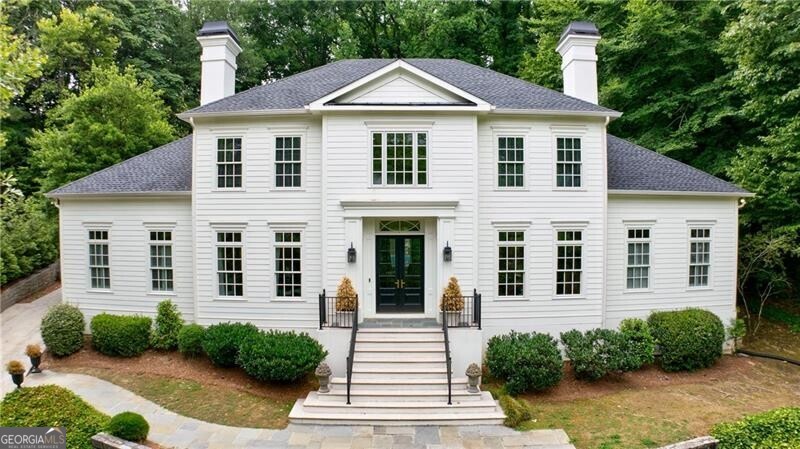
[376,235,424,313]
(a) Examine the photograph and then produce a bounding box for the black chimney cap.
[558,21,600,46]
[197,21,241,46]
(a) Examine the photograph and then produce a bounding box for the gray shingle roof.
[182,58,618,115]
[607,135,748,194]
[47,135,193,196]
[49,134,748,197]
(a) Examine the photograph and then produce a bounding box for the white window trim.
[272,129,307,191]
[211,223,247,301]
[365,122,434,188]
[495,135,527,190]
[213,135,246,192]
[272,228,305,301]
[493,221,531,301]
[687,222,714,290]
[624,225,653,293]
[552,224,586,299]
[144,224,177,296]
[550,126,587,191]
[85,223,112,293]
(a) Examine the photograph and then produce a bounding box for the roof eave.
[177,108,311,122]
[493,108,622,119]
[47,191,192,199]
[608,189,754,198]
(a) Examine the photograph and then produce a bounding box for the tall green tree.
[30,65,175,193]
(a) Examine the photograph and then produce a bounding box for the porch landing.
[361,318,439,328]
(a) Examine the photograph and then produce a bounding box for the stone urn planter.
[7,360,25,388]
[466,363,482,393]
[315,362,332,393]
[26,344,43,374]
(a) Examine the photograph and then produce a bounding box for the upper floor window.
[217,137,242,189]
[556,137,581,188]
[275,136,301,188]
[498,231,525,297]
[556,230,583,296]
[372,131,427,186]
[689,228,711,287]
[88,230,110,290]
[626,228,651,290]
[498,136,524,188]
[216,231,243,297]
[275,231,302,298]
[149,231,174,292]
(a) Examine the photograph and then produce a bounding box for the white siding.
[58,197,194,323]
[337,74,465,104]
[605,195,738,328]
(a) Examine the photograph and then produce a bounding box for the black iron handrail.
[441,308,452,405]
[319,290,358,329]
[345,296,359,404]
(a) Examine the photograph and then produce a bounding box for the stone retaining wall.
[658,436,718,449]
[0,261,60,311]
[91,433,149,449]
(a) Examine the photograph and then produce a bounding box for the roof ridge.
[47,134,193,196]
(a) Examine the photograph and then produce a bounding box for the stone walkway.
[2,289,576,449]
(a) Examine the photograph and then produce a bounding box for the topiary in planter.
[648,308,725,372]
[335,277,357,311]
[40,303,85,356]
[202,322,259,367]
[486,331,563,395]
[107,412,149,442]
[150,299,183,350]
[177,324,205,357]
[238,330,327,382]
[90,314,152,357]
[440,276,464,312]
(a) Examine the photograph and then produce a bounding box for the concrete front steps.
[289,327,505,426]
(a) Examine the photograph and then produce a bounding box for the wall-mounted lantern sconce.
[347,242,357,263]
[443,241,452,262]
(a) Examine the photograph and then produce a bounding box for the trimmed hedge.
[486,331,563,395]
[91,314,152,357]
[107,412,149,442]
[150,299,183,350]
[202,322,259,367]
[0,385,109,449]
[618,318,656,370]
[238,330,327,382]
[561,328,630,380]
[499,394,532,428]
[177,324,205,357]
[712,407,800,449]
[41,303,85,356]
[648,309,725,371]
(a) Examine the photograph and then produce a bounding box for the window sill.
[270,188,306,192]
[493,188,530,192]
[212,188,246,193]
[552,188,588,192]
[551,295,586,300]
[213,296,248,302]
[368,185,432,190]
[147,291,177,297]
[271,297,305,302]
[494,296,529,302]
[622,289,653,294]
[87,289,113,294]
[686,287,713,292]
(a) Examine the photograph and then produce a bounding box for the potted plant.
[315,362,332,393]
[466,363,482,393]
[335,277,357,326]
[7,360,25,388]
[25,344,43,374]
[440,276,464,325]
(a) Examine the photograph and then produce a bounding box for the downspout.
[601,115,610,328]
[190,117,199,324]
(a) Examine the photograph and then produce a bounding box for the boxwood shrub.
[177,324,205,357]
[90,314,152,357]
[0,385,109,449]
[41,303,85,356]
[648,308,725,371]
[237,330,327,382]
[561,328,632,380]
[499,394,532,428]
[202,322,259,367]
[150,299,183,350]
[618,318,656,370]
[486,331,563,395]
[107,412,149,442]
[712,407,800,449]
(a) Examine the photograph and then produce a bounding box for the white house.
[48,21,751,424]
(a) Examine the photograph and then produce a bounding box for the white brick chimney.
[556,21,601,104]
[197,21,242,106]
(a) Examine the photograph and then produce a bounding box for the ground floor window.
[149,231,174,292]
[498,231,525,297]
[626,228,651,290]
[216,231,243,297]
[556,230,582,296]
[275,231,302,298]
[88,230,110,289]
[689,227,711,287]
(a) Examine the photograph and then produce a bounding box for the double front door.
[376,235,424,313]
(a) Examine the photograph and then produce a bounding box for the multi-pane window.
[216,231,243,297]
[498,137,524,188]
[149,231,173,292]
[88,230,110,289]
[217,137,242,188]
[556,230,583,295]
[498,231,525,297]
[371,131,427,186]
[626,228,651,290]
[275,232,302,298]
[556,137,582,188]
[275,136,301,188]
[689,228,711,287]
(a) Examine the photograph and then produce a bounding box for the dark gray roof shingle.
[182,58,617,115]
[607,135,748,194]
[47,135,193,196]
[49,134,748,196]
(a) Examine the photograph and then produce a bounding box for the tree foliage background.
[1,0,797,300]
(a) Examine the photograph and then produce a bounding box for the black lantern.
[443,241,452,262]
[347,242,357,263]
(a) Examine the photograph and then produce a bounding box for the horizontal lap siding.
[605,196,738,328]
[59,198,194,323]
[193,117,322,330]
[477,117,607,339]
